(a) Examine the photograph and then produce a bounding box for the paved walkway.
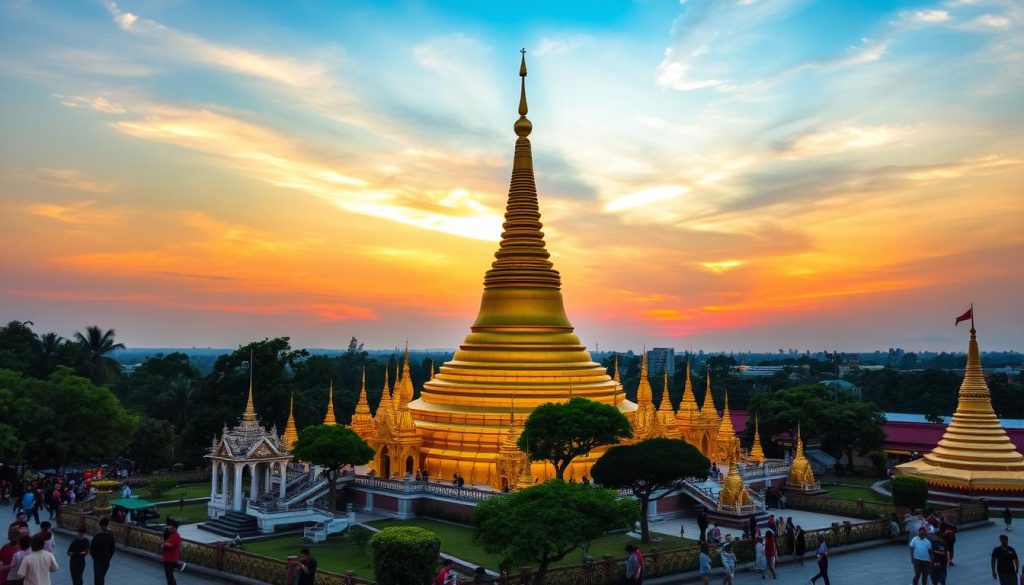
[651,509,862,542]
[3,504,231,584]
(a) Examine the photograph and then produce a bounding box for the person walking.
[295,548,317,585]
[809,537,830,585]
[623,545,641,585]
[435,558,456,585]
[941,521,956,566]
[721,541,737,585]
[794,525,807,567]
[991,534,1019,585]
[754,537,766,576]
[62,525,88,585]
[763,529,778,579]
[5,535,30,585]
[697,509,709,543]
[909,526,932,585]
[15,534,57,585]
[928,531,947,585]
[785,517,795,554]
[697,543,711,585]
[161,520,182,585]
[88,518,115,585]
[1005,507,1014,532]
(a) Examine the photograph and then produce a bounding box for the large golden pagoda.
[391,51,634,488]
[896,325,1024,502]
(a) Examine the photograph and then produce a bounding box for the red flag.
[954,307,972,326]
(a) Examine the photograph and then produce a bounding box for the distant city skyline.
[2,1,1022,351]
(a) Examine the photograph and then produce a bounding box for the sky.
[1,0,1022,353]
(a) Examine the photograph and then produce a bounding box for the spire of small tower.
[612,353,619,382]
[350,366,376,441]
[378,364,393,417]
[749,415,766,464]
[656,371,670,412]
[636,349,653,404]
[282,393,299,451]
[700,368,718,416]
[677,360,700,415]
[323,380,338,425]
[242,349,258,427]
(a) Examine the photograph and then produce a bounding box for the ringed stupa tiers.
[896,323,1024,510]
[394,50,634,489]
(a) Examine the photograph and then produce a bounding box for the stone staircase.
[198,511,261,539]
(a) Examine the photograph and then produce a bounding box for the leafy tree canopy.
[591,438,709,542]
[472,480,636,584]
[518,397,632,480]
[291,424,374,510]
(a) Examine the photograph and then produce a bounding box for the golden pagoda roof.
[717,389,736,437]
[698,372,719,424]
[749,415,766,463]
[323,380,338,425]
[350,367,376,440]
[787,422,817,490]
[896,326,1024,490]
[241,351,259,428]
[281,393,299,451]
[719,453,751,510]
[636,350,653,404]
[677,360,700,416]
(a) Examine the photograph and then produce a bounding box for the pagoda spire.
[787,421,818,490]
[323,380,338,425]
[350,367,375,441]
[281,393,298,451]
[700,368,718,417]
[241,349,259,427]
[678,360,699,414]
[378,364,393,418]
[636,349,653,404]
[749,415,766,464]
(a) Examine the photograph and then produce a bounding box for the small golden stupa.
[718,452,752,511]
[395,50,634,488]
[323,381,338,425]
[713,390,741,462]
[349,367,376,441]
[896,323,1024,501]
[786,423,818,491]
[632,351,664,442]
[748,416,766,464]
[657,371,681,439]
[281,393,299,451]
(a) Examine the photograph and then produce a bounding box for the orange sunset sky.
[1,1,1022,351]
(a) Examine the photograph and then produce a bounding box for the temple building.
[896,325,1024,510]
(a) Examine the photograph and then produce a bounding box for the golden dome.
[896,326,1024,490]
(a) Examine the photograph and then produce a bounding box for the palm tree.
[157,375,197,432]
[34,332,66,377]
[74,326,126,385]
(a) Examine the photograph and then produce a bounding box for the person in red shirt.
[0,528,20,585]
[161,520,183,585]
[764,529,778,579]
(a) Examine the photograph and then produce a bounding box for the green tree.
[0,321,39,375]
[73,325,126,385]
[291,424,374,511]
[891,476,928,510]
[590,438,709,543]
[0,367,137,470]
[821,399,887,470]
[518,397,632,480]
[369,526,441,585]
[128,417,176,472]
[472,480,636,584]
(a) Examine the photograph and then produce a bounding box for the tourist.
[785,517,795,553]
[794,525,806,566]
[767,514,777,534]
[779,491,788,510]
[763,529,778,580]
[15,534,57,585]
[991,534,1019,585]
[20,491,37,528]
[809,537,829,585]
[632,544,644,583]
[161,519,182,585]
[452,473,459,487]
[697,509,709,543]
[709,522,721,544]
[435,558,457,585]
[909,526,932,585]
[928,531,947,585]
[295,547,317,585]
[698,543,711,584]
[66,525,89,585]
[754,537,766,576]
[422,470,429,483]
[720,541,736,585]
[1,529,22,582]
[7,535,30,585]
[1005,507,1014,532]
[33,524,52,555]
[89,517,115,585]
[623,545,641,585]
[941,520,956,565]
[457,475,465,489]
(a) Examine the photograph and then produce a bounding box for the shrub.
[348,526,372,557]
[172,463,184,472]
[891,476,928,510]
[145,477,178,499]
[370,526,441,585]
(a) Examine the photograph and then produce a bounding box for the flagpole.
[971,302,974,330]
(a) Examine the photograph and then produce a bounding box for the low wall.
[57,504,374,585]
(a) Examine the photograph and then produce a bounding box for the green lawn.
[242,530,375,579]
[140,483,210,502]
[159,501,209,525]
[822,478,892,504]
[368,518,697,570]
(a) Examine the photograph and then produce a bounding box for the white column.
[279,462,287,499]
[221,463,229,499]
[250,463,259,500]
[211,461,219,499]
[233,463,243,511]
[264,462,272,494]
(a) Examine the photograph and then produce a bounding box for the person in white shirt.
[909,526,932,585]
[16,534,58,585]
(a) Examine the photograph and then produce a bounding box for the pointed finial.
[323,379,337,425]
[515,48,532,138]
[243,349,258,425]
[641,346,648,376]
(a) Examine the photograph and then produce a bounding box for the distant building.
[646,347,675,378]
[734,365,786,378]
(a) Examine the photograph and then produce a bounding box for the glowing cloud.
[604,185,689,213]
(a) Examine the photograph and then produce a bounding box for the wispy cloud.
[774,124,916,159]
[51,94,125,114]
[24,200,127,225]
[24,168,116,193]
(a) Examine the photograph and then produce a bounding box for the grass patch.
[823,485,891,504]
[242,530,375,579]
[140,483,210,502]
[159,501,209,525]
[367,518,698,570]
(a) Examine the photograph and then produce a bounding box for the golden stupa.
[349,367,376,441]
[748,416,765,464]
[281,393,299,451]
[787,422,818,491]
[719,452,752,511]
[323,381,338,425]
[896,324,1024,495]
[393,50,634,488]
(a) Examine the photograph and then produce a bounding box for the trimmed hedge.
[892,476,928,510]
[370,526,442,585]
